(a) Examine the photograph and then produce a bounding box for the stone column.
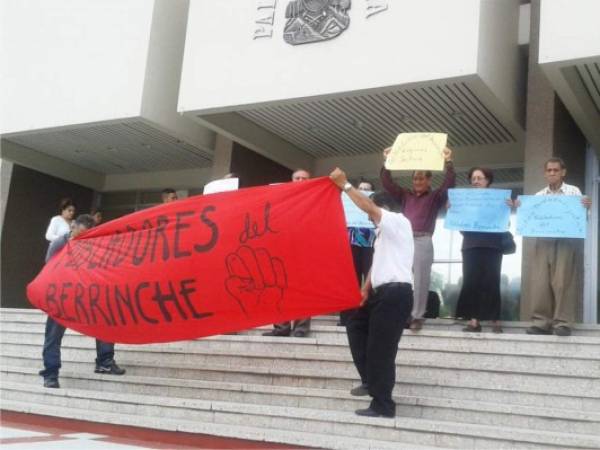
[520,0,586,321]
[0,158,14,239]
[210,134,234,180]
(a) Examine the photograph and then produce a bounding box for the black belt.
[372,282,410,295]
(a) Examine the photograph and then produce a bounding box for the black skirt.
[455,247,502,321]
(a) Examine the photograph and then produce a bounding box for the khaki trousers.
[531,238,579,329]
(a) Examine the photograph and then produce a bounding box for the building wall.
[0,0,154,134]
[179,0,481,113]
[1,165,94,308]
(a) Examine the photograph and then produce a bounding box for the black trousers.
[340,245,374,325]
[346,282,413,416]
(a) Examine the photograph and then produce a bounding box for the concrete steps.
[1,308,600,448]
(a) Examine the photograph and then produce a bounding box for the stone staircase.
[1,308,599,449]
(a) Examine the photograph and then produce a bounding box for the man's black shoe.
[95,361,126,375]
[262,330,290,337]
[526,326,552,335]
[350,384,369,396]
[554,326,572,337]
[43,378,60,388]
[355,407,394,418]
[292,330,308,338]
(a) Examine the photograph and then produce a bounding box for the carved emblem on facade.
[283,0,351,45]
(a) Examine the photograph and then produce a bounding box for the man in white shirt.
[524,157,591,336]
[330,168,414,418]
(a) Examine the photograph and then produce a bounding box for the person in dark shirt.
[454,168,505,333]
[40,214,126,388]
[380,146,455,330]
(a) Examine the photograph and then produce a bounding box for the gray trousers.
[531,238,579,329]
[412,235,434,320]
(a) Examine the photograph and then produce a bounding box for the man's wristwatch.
[343,182,353,192]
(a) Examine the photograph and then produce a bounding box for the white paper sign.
[203,178,239,194]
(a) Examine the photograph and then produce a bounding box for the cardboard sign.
[445,188,511,233]
[385,133,447,171]
[342,191,375,229]
[516,195,586,239]
[27,179,361,344]
[203,178,239,194]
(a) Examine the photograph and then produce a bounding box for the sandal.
[462,323,482,332]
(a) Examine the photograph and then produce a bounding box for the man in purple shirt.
[380,147,455,330]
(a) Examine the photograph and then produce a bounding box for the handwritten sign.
[445,189,511,233]
[385,133,447,171]
[342,191,375,229]
[203,178,239,195]
[516,195,586,239]
[27,179,360,344]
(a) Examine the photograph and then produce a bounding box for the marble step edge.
[4,308,600,329]
[0,399,447,450]
[4,364,599,424]
[2,341,598,379]
[3,324,600,351]
[2,332,598,364]
[2,355,599,404]
[2,381,599,449]
[3,312,600,341]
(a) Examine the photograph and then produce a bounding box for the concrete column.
[210,134,234,179]
[0,158,14,239]
[520,0,586,321]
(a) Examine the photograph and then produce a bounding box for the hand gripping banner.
[27,178,360,344]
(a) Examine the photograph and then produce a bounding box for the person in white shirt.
[45,198,75,242]
[516,157,591,336]
[330,167,414,418]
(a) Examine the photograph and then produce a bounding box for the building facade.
[1,0,599,323]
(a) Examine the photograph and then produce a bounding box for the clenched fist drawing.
[225,246,287,316]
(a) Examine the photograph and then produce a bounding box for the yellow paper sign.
[385,133,448,171]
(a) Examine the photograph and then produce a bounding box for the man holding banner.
[39,214,126,388]
[330,167,414,418]
[518,158,591,337]
[263,168,313,337]
[380,145,455,330]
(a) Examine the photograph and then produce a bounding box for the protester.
[454,168,505,333]
[518,157,591,336]
[161,188,178,203]
[330,168,414,418]
[380,147,455,330]
[263,168,312,337]
[91,208,103,225]
[45,198,75,242]
[339,181,375,327]
[40,214,126,388]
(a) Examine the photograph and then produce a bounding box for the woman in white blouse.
[45,198,75,241]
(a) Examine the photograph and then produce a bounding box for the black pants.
[346,282,413,416]
[340,245,374,325]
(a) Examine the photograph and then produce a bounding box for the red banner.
[27,178,360,344]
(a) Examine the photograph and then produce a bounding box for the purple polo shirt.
[380,161,456,234]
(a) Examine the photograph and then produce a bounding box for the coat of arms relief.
[284,0,351,45]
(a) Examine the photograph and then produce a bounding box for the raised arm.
[434,148,456,204]
[380,147,406,202]
[330,168,382,225]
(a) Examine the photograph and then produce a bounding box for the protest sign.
[516,195,586,238]
[203,178,239,194]
[342,191,374,229]
[385,133,447,171]
[27,179,360,344]
[445,188,511,233]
